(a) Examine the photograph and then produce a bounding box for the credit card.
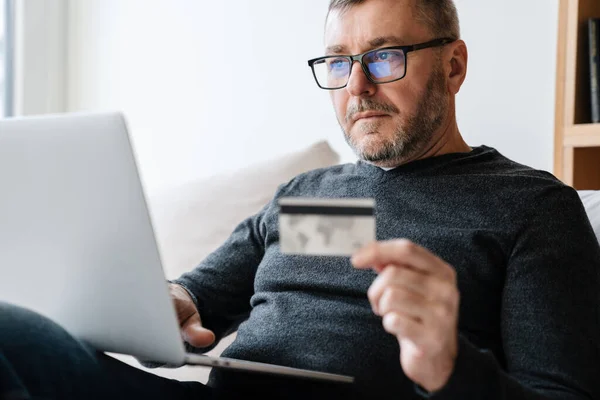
[277,197,376,256]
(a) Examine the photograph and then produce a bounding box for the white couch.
[110,141,600,384]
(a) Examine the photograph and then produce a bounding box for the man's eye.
[377,52,390,60]
[373,50,401,62]
[329,59,347,70]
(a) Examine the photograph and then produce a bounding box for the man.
[1,0,599,399]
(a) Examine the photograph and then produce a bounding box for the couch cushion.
[579,190,600,244]
[147,140,340,281]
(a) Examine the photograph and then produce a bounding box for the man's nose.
[346,61,377,97]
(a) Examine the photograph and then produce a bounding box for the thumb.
[181,313,216,348]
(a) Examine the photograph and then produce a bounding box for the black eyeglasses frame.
[307,37,456,90]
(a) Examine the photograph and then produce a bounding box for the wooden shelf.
[554,0,600,189]
[564,124,600,146]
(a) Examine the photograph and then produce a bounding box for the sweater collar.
[354,146,491,177]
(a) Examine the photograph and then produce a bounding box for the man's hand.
[169,283,216,348]
[351,239,460,393]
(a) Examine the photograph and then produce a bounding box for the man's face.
[325,0,449,166]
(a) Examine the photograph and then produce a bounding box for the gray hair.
[327,0,460,40]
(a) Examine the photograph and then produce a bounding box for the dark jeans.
[0,301,213,400]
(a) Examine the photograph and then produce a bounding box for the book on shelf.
[589,18,600,123]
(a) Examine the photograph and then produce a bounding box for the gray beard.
[342,63,448,165]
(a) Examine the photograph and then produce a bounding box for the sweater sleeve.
[170,187,283,352]
[418,185,600,399]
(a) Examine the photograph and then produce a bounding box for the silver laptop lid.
[0,112,186,366]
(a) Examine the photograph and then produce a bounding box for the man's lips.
[351,112,389,123]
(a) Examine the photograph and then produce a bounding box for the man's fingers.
[382,311,425,345]
[376,287,429,321]
[168,283,216,348]
[352,240,455,280]
[181,313,216,348]
[368,266,432,302]
[352,239,435,272]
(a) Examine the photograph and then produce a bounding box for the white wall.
[67,0,346,195]
[65,0,559,195]
[455,0,559,172]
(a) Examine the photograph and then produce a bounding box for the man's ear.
[446,40,468,95]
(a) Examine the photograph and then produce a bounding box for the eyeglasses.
[307,38,455,90]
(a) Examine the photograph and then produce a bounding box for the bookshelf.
[554,0,600,189]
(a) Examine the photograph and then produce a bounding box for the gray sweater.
[174,146,600,399]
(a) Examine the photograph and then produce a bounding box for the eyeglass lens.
[312,48,406,89]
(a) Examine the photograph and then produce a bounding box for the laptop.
[0,111,354,384]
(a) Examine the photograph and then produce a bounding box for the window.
[0,0,14,117]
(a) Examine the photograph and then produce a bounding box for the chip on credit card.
[278,197,376,256]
